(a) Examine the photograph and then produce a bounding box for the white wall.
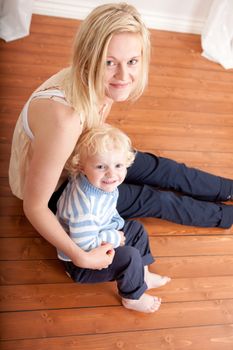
[33,0,214,34]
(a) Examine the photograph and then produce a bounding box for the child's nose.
[106,168,114,177]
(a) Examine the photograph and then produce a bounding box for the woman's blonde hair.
[62,2,150,129]
[65,124,135,176]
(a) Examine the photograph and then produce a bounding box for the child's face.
[104,32,142,102]
[80,148,128,192]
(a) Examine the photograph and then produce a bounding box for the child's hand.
[118,231,126,246]
[101,242,114,256]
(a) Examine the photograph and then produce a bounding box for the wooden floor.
[1,14,233,350]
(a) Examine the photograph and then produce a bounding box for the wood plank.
[0,260,68,285]
[0,237,57,260]
[0,216,37,238]
[1,325,233,350]
[145,85,233,103]
[0,62,57,81]
[1,300,233,340]
[0,197,24,216]
[141,218,233,236]
[131,95,233,114]
[131,135,232,153]
[109,108,233,127]
[117,122,233,139]
[150,46,224,70]
[153,235,233,256]
[150,63,233,83]
[149,74,233,93]
[1,276,233,312]
[155,255,233,278]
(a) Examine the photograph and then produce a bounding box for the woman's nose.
[115,63,128,80]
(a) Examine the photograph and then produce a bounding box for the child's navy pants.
[63,220,154,300]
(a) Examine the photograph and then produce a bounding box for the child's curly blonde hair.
[65,124,136,176]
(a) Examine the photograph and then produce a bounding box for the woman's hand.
[73,243,115,270]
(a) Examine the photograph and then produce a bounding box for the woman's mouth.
[109,82,130,89]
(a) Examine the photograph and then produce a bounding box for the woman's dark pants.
[117,152,233,228]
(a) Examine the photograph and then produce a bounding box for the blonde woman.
[9,3,233,271]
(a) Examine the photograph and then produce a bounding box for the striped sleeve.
[68,213,121,251]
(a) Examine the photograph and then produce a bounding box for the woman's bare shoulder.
[24,98,83,202]
[28,97,82,137]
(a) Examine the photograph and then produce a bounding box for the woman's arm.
[23,98,114,269]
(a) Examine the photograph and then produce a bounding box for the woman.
[9,3,233,270]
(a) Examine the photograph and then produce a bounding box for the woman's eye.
[128,58,138,65]
[106,60,115,66]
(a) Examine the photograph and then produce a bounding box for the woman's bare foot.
[144,266,171,290]
[122,293,161,313]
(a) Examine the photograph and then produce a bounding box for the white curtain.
[201,0,233,69]
[0,0,34,42]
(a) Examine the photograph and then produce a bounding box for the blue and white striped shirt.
[56,174,124,261]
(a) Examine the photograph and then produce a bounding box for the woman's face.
[104,32,142,102]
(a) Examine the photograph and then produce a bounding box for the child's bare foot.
[122,294,161,313]
[144,266,171,290]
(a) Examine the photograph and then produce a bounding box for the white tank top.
[9,69,72,199]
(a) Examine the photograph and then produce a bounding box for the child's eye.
[116,163,124,168]
[96,165,104,169]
